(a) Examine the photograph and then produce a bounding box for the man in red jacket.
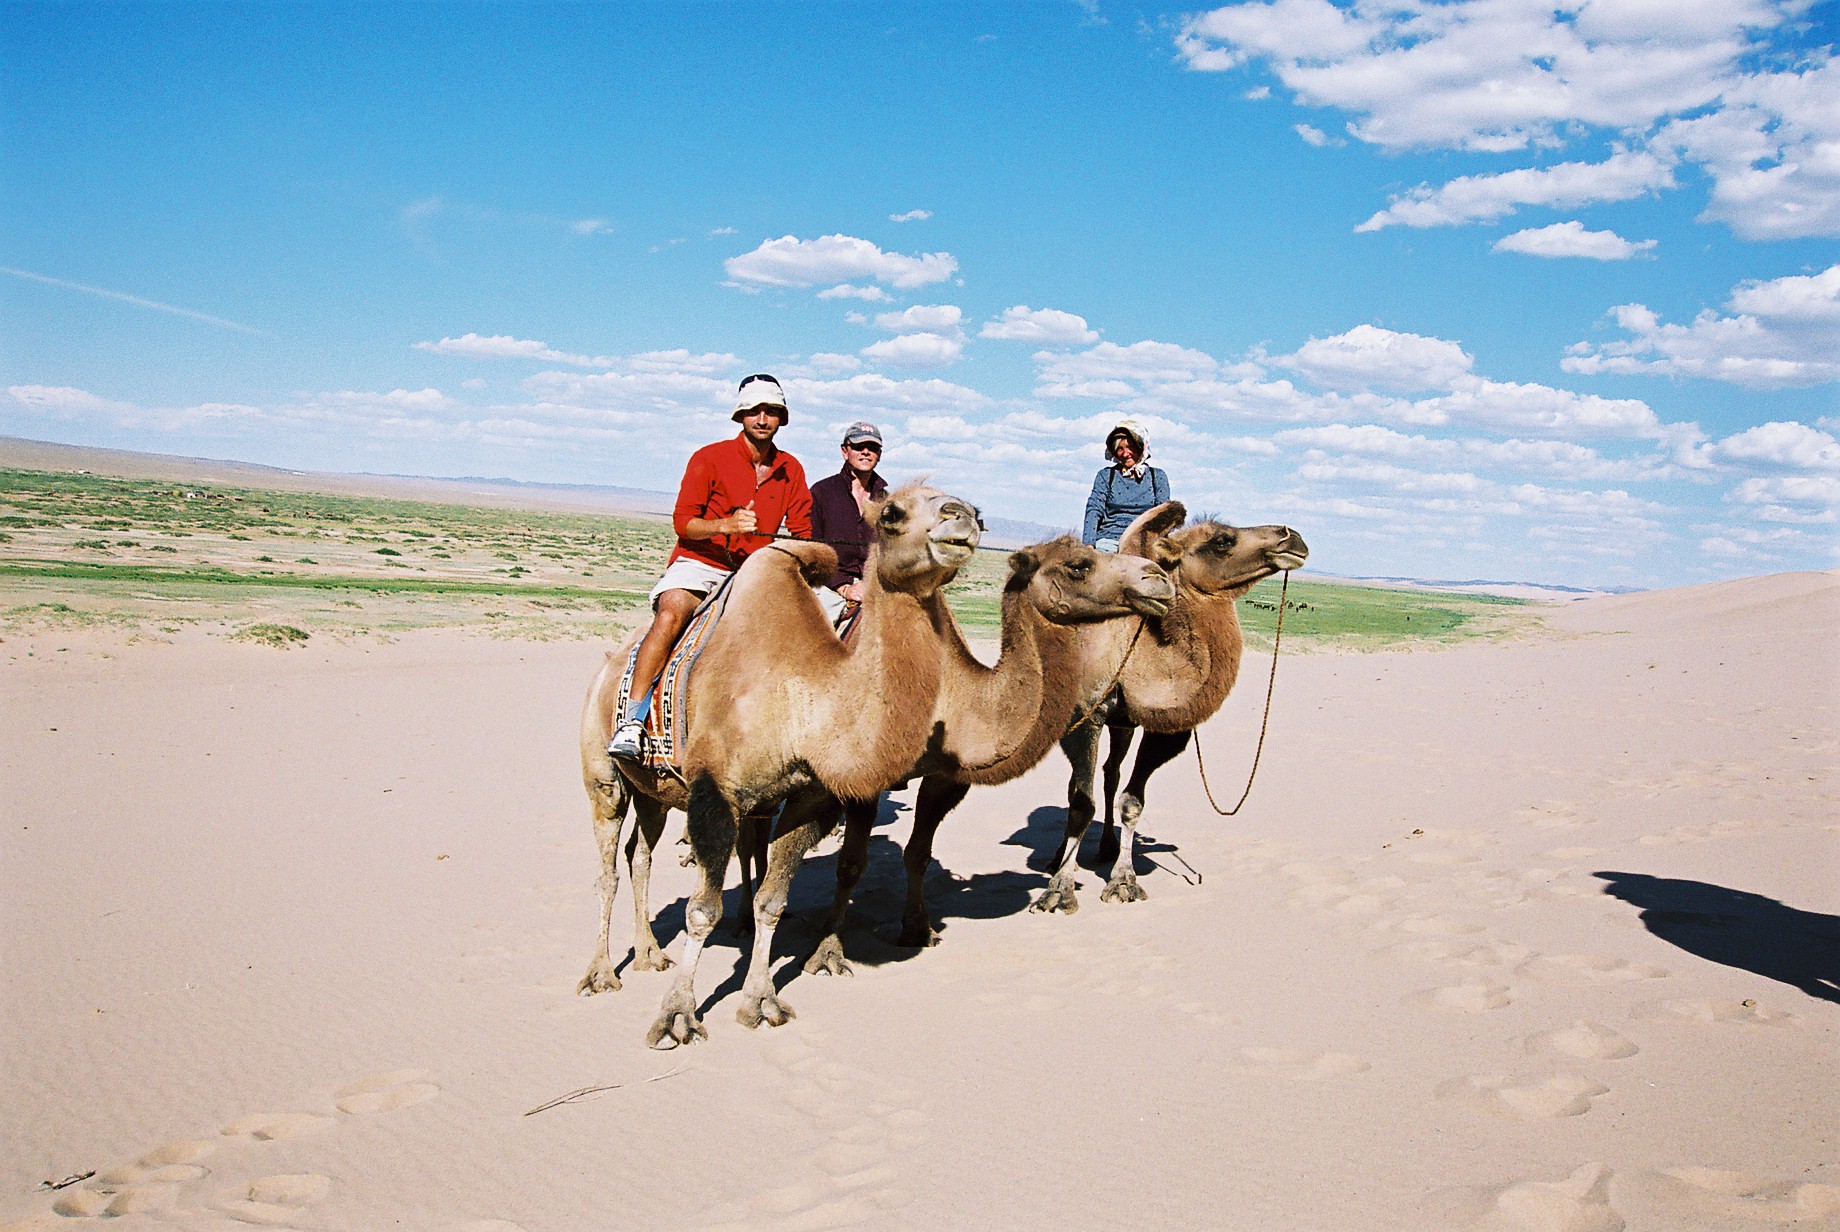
[609,373,814,760]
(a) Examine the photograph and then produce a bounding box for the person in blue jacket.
[1082,420,1170,551]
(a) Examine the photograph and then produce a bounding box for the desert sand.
[2,570,1835,1231]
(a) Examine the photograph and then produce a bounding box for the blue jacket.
[1083,465,1170,545]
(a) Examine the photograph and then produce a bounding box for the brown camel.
[575,484,982,1045]
[1030,502,1309,914]
[800,536,1177,974]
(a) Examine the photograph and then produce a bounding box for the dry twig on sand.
[523,1065,686,1115]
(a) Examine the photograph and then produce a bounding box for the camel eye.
[1065,561,1090,579]
[1210,531,1238,553]
[878,505,907,532]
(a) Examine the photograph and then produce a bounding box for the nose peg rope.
[1196,569,1290,816]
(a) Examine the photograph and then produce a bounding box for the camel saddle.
[615,577,735,776]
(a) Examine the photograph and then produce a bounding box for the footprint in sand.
[334,1069,440,1114]
[1631,997,1797,1027]
[212,1172,333,1227]
[1622,1166,1840,1225]
[1426,1162,1624,1232]
[1524,1022,1640,1061]
[1413,981,1514,1012]
[1437,1072,1611,1119]
[1517,954,1668,985]
[726,1033,920,1228]
[1231,1047,1371,1080]
[1376,939,1532,968]
[221,1112,338,1140]
[1386,914,1487,937]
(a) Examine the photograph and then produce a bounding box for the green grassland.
[0,466,1535,648]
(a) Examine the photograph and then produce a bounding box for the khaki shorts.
[647,557,732,609]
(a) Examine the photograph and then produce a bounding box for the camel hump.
[1119,501,1187,557]
[752,539,839,587]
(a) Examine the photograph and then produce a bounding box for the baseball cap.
[842,421,882,447]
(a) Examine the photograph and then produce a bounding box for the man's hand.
[718,503,758,537]
[838,580,865,603]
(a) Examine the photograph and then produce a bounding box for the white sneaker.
[607,718,644,760]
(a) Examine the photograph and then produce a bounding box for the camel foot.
[803,935,853,977]
[575,958,621,995]
[1029,877,1081,915]
[735,992,796,1030]
[1101,874,1148,904]
[631,944,673,973]
[645,991,705,1049]
[894,917,940,948]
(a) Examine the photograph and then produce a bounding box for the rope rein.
[1066,616,1147,734]
[1195,570,1290,816]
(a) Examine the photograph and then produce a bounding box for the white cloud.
[6,384,132,413]
[1179,0,1837,239]
[889,209,933,222]
[2,266,264,335]
[1419,377,1666,439]
[1712,421,1840,471]
[414,333,610,368]
[1295,123,1331,147]
[1357,152,1676,231]
[1035,340,1220,397]
[1493,221,1658,260]
[873,304,964,335]
[624,350,742,377]
[817,283,891,301]
[1178,0,1790,152]
[805,352,864,375]
[980,305,1100,345]
[724,234,958,290]
[861,333,965,368]
[570,218,613,236]
[1727,475,1840,521]
[708,226,738,237]
[1275,325,1473,393]
[1563,265,1840,388]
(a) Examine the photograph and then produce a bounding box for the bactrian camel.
[577,484,982,1046]
[1031,502,1309,914]
[801,536,1177,975]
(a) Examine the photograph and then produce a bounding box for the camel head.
[1008,536,1176,622]
[1159,520,1310,598]
[867,483,983,596]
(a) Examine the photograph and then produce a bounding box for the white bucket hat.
[733,373,789,422]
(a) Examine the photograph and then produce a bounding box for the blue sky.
[3,1,1836,589]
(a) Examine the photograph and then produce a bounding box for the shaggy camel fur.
[801,537,1177,974]
[1030,502,1309,914]
[576,484,981,1045]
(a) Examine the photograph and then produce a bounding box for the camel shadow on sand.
[1594,870,1840,1005]
[643,794,1045,1004]
[1004,804,1194,882]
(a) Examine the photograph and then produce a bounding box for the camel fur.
[802,537,1177,973]
[1030,502,1309,914]
[576,483,982,1047]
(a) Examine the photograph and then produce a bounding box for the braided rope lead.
[1196,569,1290,817]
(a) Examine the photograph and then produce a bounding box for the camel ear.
[1006,548,1042,590]
[1119,501,1187,557]
[1150,537,1182,569]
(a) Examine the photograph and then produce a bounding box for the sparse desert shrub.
[375,547,402,556]
[230,623,310,648]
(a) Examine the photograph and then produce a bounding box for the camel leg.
[737,788,842,1030]
[1103,729,1192,904]
[647,775,735,1048]
[898,775,970,947]
[731,811,770,938]
[626,794,673,972]
[1031,718,1104,915]
[805,794,875,977]
[577,773,630,995]
[1094,723,1138,864]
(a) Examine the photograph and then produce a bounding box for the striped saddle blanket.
[616,578,733,775]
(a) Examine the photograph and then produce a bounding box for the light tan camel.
[801,536,1177,974]
[575,484,982,1045]
[1030,502,1309,914]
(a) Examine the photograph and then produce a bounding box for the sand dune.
[2,571,1834,1231]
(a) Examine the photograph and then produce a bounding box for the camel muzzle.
[1268,528,1309,572]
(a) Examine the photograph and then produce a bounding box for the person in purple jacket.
[809,420,889,608]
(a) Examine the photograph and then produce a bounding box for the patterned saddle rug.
[616,576,736,776]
